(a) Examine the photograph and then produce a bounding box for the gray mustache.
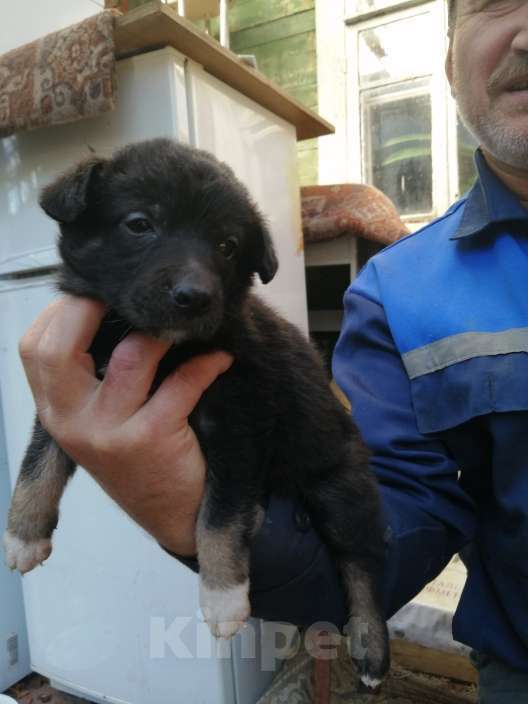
[488,59,528,94]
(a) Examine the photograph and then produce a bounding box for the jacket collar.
[451,149,528,240]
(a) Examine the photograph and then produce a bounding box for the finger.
[136,351,234,429]
[94,333,172,420]
[38,296,107,413]
[19,297,65,401]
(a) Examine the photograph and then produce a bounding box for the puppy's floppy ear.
[39,157,105,223]
[252,217,278,284]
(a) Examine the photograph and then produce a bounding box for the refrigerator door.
[0,401,30,692]
[0,48,238,704]
[0,275,238,703]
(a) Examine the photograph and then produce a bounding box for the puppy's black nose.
[172,285,212,313]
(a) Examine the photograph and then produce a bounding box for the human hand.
[18,295,233,556]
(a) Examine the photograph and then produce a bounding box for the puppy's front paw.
[3,531,52,574]
[200,580,250,639]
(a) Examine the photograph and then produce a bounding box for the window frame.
[345,0,435,23]
[344,0,463,228]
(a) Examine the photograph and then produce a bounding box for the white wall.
[0,0,105,55]
[315,0,350,185]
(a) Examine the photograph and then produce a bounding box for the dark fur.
[8,139,389,684]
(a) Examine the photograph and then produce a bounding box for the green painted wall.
[228,0,318,186]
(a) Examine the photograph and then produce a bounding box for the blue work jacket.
[332,150,528,670]
[175,151,528,671]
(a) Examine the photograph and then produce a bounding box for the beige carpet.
[257,638,477,704]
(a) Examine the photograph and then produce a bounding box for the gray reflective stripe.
[402,328,528,379]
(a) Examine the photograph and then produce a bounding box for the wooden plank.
[231,26,317,111]
[391,640,478,685]
[229,0,314,33]
[113,1,333,140]
[230,9,315,50]
[385,668,476,704]
[237,36,319,97]
[245,35,317,89]
[285,84,317,109]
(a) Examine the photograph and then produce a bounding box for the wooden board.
[228,0,314,33]
[231,9,315,49]
[113,1,334,140]
[391,639,478,685]
[385,665,477,704]
[241,33,317,99]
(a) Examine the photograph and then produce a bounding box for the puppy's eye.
[218,236,239,260]
[123,213,153,235]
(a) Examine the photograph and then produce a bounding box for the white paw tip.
[200,580,250,640]
[360,674,382,689]
[3,531,52,574]
[209,619,247,640]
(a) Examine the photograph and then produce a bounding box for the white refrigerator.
[0,399,31,693]
[0,47,307,703]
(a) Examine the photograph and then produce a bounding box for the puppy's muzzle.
[123,260,224,338]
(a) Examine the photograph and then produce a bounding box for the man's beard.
[455,54,528,169]
[460,104,528,169]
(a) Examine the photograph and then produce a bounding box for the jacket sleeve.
[332,286,476,617]
[165,282,477,627]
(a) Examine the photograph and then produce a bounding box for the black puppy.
[3,138,389,687]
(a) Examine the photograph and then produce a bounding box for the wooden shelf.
[113,1,334,141]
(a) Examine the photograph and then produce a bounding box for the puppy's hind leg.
[341,556,389,690]
[3,417,75,574]
[303,458,389,689]
[197,483,263,640]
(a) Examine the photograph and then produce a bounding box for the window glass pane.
[362,80,433,216]
[457,118,478,196]
[359,14,434,88]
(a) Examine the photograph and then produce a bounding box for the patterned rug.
[0,11,117,139]
[257,637,477,704]
[301,184,409,246]
[256,639,374,704]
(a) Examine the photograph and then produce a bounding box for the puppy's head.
[40,138,278,341]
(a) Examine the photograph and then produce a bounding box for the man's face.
[447,0,528,168]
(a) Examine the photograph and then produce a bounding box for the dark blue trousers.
[471,651,528,703]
